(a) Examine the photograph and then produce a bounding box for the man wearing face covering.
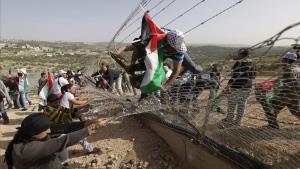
[5,113,106,169]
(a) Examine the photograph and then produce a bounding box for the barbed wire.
[119,0,178,43]
[119,0,167,34]
[184,0,244,34]
[107,0,150,51]
[163,0,206,27]
[249,22,300,51]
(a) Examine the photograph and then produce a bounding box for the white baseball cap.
[59,70,67,75]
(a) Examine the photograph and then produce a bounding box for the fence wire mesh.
[89,1,300,168]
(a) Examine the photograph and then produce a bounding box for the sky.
[1,0,300,46]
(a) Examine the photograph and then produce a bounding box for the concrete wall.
[144,119,238,169]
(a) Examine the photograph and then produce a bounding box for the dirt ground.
[0,93,190,169]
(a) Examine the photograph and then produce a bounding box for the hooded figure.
[5,113,100,169]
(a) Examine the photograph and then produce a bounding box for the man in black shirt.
[221,49,256,127]
[92,63,123,95]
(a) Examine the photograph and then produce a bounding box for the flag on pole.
[39,72,54,100]
[140,12,166,94]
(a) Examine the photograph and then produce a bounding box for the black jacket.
[12,122,88,169]
[228,60,256,89]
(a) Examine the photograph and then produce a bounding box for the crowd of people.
[1,27,300,169]
[0,68,32,124]
[1,68,107,169]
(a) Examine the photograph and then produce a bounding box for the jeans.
[226,88,251,125]
[111,75,123,96]
[10,93,20,108]
[25,92,31,104]
[79,137,94,152]
[19,91,27,108]
[0,100,7,115]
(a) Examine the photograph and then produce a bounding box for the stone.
[107,160,113,165]
[143,161,149,168]
[91,159,98,164]
[126,164,132,169]
[63,162,69,166]
[128,159,134,164]
[91,163,96,167]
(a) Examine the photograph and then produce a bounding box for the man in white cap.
[17,68,30,111]
[265,52,300,129]
[53,70,69,97]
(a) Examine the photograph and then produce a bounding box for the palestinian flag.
[39,72,54,100]
[140,12,166,94]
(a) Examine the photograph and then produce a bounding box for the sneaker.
[86,147,102,155]
[21,108,28,111]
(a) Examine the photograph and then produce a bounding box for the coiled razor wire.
[102,0,300,168]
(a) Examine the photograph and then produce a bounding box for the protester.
[208,63,222,99]
[263,52,300,129]
[5,113,106,169]
[22,69,32,105]
[60,84,100,154]
[53,70,69,97]
[208,63,223,112]
[0,79,12,124]
[74,69,83,87]
[220,49,256,127]
[43,94,89,124]
[60,84,88,109]
[92,63,123,95]
[3,76,20,109]
[66,70,76,85]
[113,29,209,101]
[115,37,147,74]
[17,69,30,111]
[38,72,47,94]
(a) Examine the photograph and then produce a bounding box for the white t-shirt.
[60,92,75,108]
[53,77,69,95]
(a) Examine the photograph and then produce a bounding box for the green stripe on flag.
[141,40,166,94]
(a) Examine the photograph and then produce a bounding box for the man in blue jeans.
[18,69,29,111]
